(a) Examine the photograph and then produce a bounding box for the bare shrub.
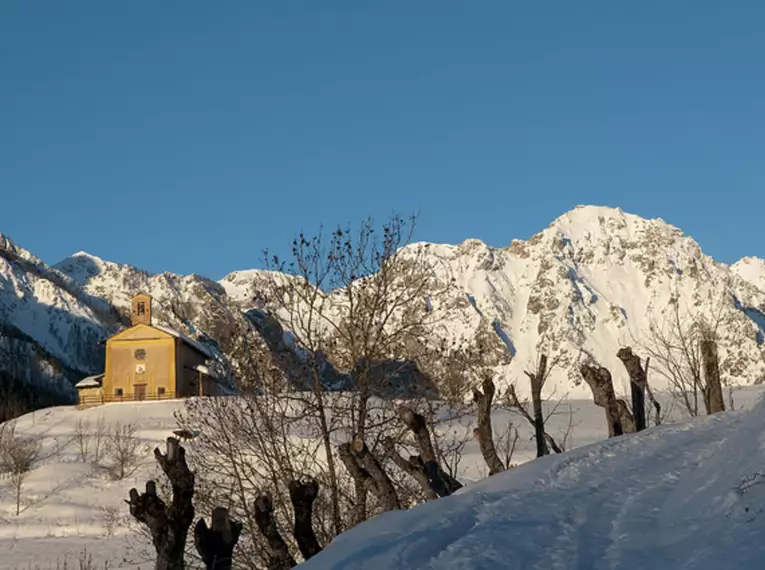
[99,505,123,538]
[74,416,108,467]
[0,422,41,515]
[495,419,520,468]
[105,423,143,480]
[74,418,91,463]
[503,353,570,455]
[92,416,107,466]
[639,287,733,417]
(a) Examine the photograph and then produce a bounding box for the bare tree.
[338,438,400,513]
[256,215,452,528]
[288,478,323,561]
[182,214,451,547]
[700,338,725,414]
[580,364,632,436]
[92,415,108,466]
[106,422,143,480]
[416,336,508,480]
[178,214,518,566]
[471,376,505,475]
[617,347,648,431]
[74,418,91,463]
[639,288,731,417]
[525,354,550,457]
[503,353,569,456]
[0,424,40,516]
[194,507,243,570]
[126,437,195,570]
[397,405,460,498]
[381,436,437,500]
[179,385,338,568]
[253,493,297,570]
[494,420,520,468]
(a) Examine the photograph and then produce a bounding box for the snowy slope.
[303,389,765,570]
[3,388,765,569]
[0,400,187,569]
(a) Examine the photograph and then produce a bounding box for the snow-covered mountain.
[0,235,122,402]
[2,205,765,403]
[1,236,256,404]
[223,205,765,397]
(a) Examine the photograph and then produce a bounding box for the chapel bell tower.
[131,293,152,326]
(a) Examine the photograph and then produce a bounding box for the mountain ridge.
[2,206,764,404]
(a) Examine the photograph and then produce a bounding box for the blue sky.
[2,1,763,279]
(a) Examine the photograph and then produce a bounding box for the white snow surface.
[305,388,765,570]
[0,400,188,569]
[2,388,765,569]
[733,256,765,293]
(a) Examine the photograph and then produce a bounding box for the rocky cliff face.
[3,206,764,404]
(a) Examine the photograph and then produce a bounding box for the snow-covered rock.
[732,256,765,293]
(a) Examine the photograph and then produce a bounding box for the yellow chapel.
[76,293,221,407]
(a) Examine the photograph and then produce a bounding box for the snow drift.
[303,391,765,569]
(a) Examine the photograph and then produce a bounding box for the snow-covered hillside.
[0,399,187,569]
[3,205,765,402]
[3,389,765,569]
[303,389,765,570]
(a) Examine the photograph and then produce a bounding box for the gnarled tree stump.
[194,507,242,570]
[126,437,195,570]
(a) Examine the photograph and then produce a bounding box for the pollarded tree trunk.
[351,437,400,511]
[701,339,725,414]
[472,376,506,475]
[382,437,438,500]
[410,455,463,495]
[580,364,623,437]
[397,406,460,497]
[194,507,243,570]
[616,400,636,433]
[338,440,400,515]
[253,494,297,570]
[617,347,647,432]
[288,478,323,561]
[643,357,662,425]
[126,438,195,570]
[525,354,549,457]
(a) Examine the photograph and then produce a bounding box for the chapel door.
[134,384,147,401]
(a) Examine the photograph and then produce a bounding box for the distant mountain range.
[2,205,764,407]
